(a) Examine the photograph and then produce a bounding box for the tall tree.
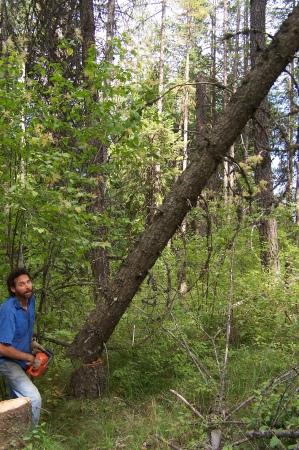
[80,0,111,295]
[250,0,280,272]
[222,0,229,203]
[0,0,8,52]
[146,0,167,224]
[67,6,299,387]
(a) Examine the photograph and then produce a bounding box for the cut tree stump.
[70,359,105,398]
[0,397,32,449]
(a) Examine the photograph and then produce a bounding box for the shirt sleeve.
[0,311,15,345]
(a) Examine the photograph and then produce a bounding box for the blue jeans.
[0,360,41,427]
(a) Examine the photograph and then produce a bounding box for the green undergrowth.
[20,338,299,450]
[25,393,206,449]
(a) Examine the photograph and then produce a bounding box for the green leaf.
[270,436,281,448]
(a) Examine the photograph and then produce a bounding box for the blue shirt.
[0,296,35,369]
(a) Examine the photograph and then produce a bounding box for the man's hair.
[7,267,31,296]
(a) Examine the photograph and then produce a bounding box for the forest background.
[1,0,299,449]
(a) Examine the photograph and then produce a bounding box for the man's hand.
[31,340,46,355]
[31,356,42,370]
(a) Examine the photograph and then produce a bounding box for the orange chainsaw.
[26,348,54,378]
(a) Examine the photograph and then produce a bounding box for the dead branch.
[154,434,183,450]
[225,395,255,421]
[246,429,299,439]
[170,389,206,422]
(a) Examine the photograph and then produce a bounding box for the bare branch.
[154,434,183,450]
[170,389,206,422]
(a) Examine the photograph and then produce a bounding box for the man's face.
[11,274,33,301]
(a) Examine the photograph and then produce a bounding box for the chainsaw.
[26,348,54,378]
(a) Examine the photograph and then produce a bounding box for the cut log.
[0,397,32,449]
[70,359,105,398]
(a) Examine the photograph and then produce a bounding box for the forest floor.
[26,391,197,449]
[6,344,296,449]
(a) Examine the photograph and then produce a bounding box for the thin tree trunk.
[155,0,166,205]
[223,0,229,203]
[0,0,8,54]
[250,0,280,273]
[80,0,110,296]
[147,0,166,224]
[182,14,190,175]
[195,74,206,148]
[105,0,115,61]
[179,11,191,294]
[286,57,295,203]
[243,0,250,161]
[229,0,241,195]
[210,0,217,127]
[158,0,166,116]
[67,7,299,367]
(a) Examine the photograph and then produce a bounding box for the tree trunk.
[250,0,280,272]
[0,0,8,54]
[0,397,32,448]
[146,0,167,224]
[223,0,229,203]
[80,0,110,295]
[179,11,191,294]
[243,1,250,161]
[67,6,299,371]
[195,74,206,148]
[105,0,115,61]
[70,359,105,398]
[210,0,217,127]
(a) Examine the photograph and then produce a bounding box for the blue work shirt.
[0,296,35,369]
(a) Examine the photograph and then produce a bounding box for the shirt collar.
[13,296,33,309]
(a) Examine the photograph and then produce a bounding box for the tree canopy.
[1,1,299,448]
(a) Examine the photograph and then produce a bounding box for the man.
[0,267,45,427]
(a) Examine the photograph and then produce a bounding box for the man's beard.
[17,290,33,300]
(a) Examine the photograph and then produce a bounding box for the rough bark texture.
[0,397,32,448]
[80,0,95,65]
[251,0,280,272]
[195,74,206,147]
[80,0,110,293]
[67,7,299,365]
[70,360,105,398]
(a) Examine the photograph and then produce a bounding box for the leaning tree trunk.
[67,6,299,394]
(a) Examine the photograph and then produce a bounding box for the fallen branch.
[154,434,183,450]
[170,389,206,422]
[246,429,299,439]
[231,429,299,447]
[231,437,251,447]
[225,395,255,421]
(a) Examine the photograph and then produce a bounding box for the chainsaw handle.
[42,348,54,366]
[26,348,54,377]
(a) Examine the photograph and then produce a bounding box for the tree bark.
[0,0,8,54]
[251,0,280,272]
[146,0,166,225]
[70,359,105,398]
[0,397,32,448]
[80,0,110,295]
[67,6,299,365]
